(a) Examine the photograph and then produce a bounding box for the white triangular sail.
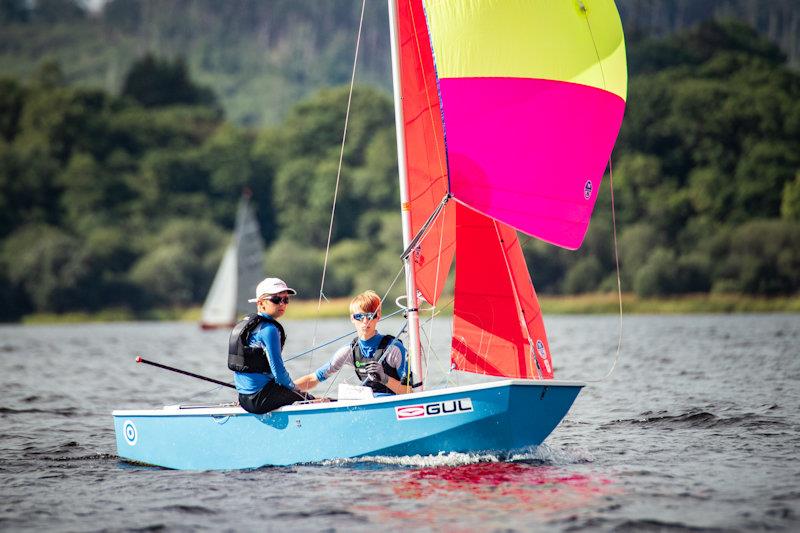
[200,195,265,328]
[234,198,265,318]
[201,242,238,328]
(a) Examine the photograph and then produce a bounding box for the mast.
[388,0,424,391]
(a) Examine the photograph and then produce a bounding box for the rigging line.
[406,0,450,376]
[175,385,226,405]
[491,220,544,380]
[407,0,449,183]
[381,261,411,393]
[322,303,411,398]
[580,0,609,92]
[585,158,623,382]
[580,5,622,382]
[179,386,222,403]
[417,318,452,389]
[284,308,405,363]
[419,297,454,325]
[318,263,406,398]
[308,0,367,365]
[405,0,450,392]
[380,262,407,311]
[320,358,343,399]
[423,203,448,380]
[400,193,450,260]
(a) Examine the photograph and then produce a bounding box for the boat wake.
[321,443,594,468]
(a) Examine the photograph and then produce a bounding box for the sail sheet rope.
[580,3,622,382]
[585,159,623,382]
[490,216,544,380]
[424,204,450,387]
[306,0,367,373]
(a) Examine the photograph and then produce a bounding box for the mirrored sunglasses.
[267,296,291,305]
[352,312,376,321]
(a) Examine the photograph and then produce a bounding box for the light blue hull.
[112,380,583,470]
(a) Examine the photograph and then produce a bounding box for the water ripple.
[601,409,789,430]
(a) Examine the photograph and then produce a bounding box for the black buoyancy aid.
[228,314,286,373]
[351,334,402,394]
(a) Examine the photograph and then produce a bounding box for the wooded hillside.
[1,0,798,127]
[0,4,798,321]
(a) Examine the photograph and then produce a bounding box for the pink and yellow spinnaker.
[426,0,628,249]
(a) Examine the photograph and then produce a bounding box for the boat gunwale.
[112,379,585,417]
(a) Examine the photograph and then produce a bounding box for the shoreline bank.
[13,293,800,325]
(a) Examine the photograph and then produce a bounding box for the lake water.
[1,314,798,531]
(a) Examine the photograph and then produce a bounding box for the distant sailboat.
[200,192,265,329]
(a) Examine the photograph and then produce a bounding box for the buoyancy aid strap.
[227,314,286,373]
[351,334,399,382]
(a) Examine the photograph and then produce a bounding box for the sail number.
[395,398,473,420]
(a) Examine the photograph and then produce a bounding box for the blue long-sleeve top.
[233,313,296,394]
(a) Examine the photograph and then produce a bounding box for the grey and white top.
[313,334,407,382]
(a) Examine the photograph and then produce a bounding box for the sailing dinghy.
[113,0,627,470]
[199,192,266,329]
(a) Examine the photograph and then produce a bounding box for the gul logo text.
[395,398,473,420]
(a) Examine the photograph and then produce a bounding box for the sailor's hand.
[364,361,388,385]
[308,397,332,403]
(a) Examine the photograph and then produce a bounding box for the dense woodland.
[0,3,799,320]
[1,1,798,127]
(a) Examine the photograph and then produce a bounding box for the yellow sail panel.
[423,0,627,101]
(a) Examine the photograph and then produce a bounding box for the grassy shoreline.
[16,293,800,324]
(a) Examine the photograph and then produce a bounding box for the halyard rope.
[307,0,367,371]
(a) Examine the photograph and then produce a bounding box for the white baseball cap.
[248,277,297,303]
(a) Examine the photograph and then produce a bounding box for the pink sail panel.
[440,77,626,250]
[398,0,454,305]
[451,203,553,379]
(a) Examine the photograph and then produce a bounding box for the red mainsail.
[451,203,553,379]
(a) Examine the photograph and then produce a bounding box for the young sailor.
[295,290,411,396]
[228,277,311,413]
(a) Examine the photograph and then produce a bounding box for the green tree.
[0,141,61,235]
[263,238,326,299]
[782,174,800,221]
[618,223,663,290]
[128,218,226,306]
[0,77,25,142]
[121,54,218,109]
[0,0,29,23]
[713,220,800,295]
[30,0,85,23]
[58,151,137,233]
[734,141,800,221]
[633,247,676,297]
[562,257,604,294]
[1,224,87,311]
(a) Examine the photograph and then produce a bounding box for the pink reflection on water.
[365,462,617,528]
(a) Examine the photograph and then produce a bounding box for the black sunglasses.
[266,296,291,305]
